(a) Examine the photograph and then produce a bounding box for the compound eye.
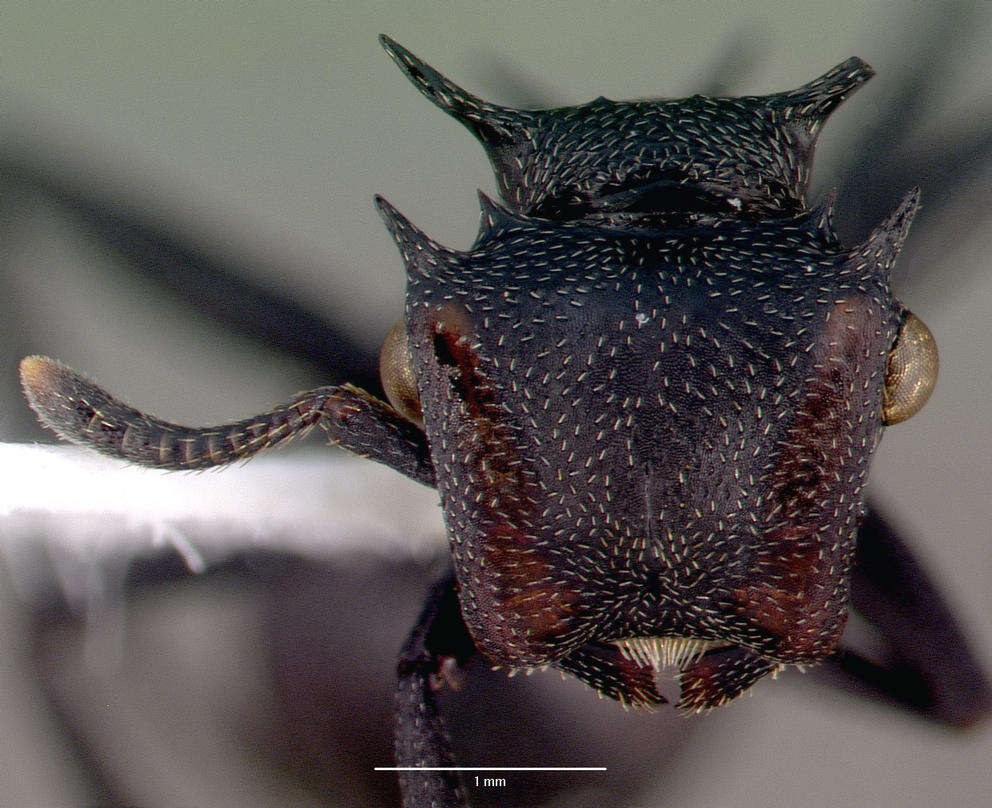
[379,318,423,427]
[883,311,938,425]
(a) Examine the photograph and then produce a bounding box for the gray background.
[1,2,990,806]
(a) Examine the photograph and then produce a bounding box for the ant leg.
[19,355,434,485]
[835,503,992,727]
[396,571,475,808]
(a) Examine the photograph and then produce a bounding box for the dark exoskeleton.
[19,37,984,808]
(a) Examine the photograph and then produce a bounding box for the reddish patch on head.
[735,296,881,662]
[482,539,579,643]
[427,304,581,663]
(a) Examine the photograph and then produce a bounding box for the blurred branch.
[0,443,444,609]
[0,160,383,394]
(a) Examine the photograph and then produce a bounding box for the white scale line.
[375,767,606,771]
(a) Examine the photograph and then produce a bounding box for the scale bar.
[375,767,606,772]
